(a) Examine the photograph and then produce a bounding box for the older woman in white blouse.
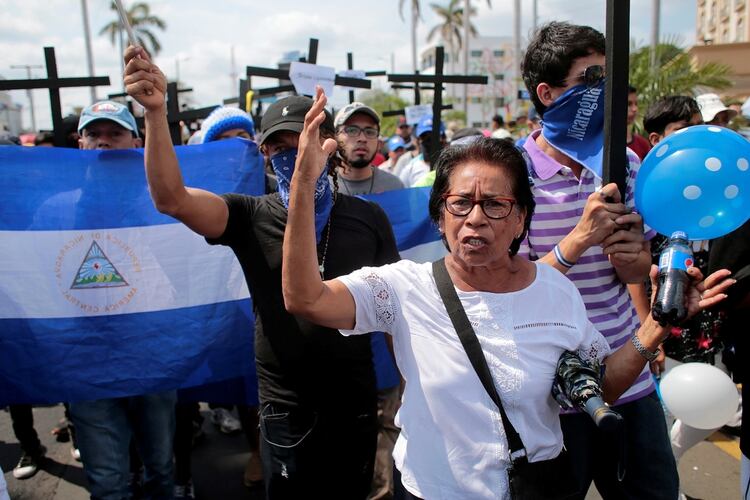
[281,89,733,499]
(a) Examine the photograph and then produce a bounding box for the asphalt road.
[1,404,742,499]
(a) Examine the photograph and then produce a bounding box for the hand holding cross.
[124,46,167,112]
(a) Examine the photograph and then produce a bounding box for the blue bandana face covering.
[270,148,333,243]
[541,79,606,178]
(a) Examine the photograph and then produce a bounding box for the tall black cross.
[603,0,630,198]
[164,82,218,145]
[383,70,436,118]
[245,38,372,98]
[222,79,251,111]
[388,46,488,160]
[107,84,203,143]
[222,78,264,124]
[0,47,110,146]
[391,70,432,106]
[345,52,386,104]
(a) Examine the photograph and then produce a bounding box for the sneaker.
[174,481,195,500]
[210,408,241,434]
[70,447,81,461]
[13,446,46,479]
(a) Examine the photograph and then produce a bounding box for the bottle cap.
[670,230,689,242]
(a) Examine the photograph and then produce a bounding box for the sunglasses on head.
[575,65,606,87]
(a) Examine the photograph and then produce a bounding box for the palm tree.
[100,1,166,81]
[629,40,732,127]
[428,0,476,95]
[398,0,422,73]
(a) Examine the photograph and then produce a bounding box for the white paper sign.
[289,61,336,96]
[337,70,367,91]
[405,104,433,125]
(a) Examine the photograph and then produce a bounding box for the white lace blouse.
[338,260,610,500]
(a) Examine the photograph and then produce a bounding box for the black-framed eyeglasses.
[340,125,379,139]
[442,194,516,220]
[575,65,605,87]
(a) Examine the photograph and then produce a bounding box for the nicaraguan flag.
[0,140,263,405]
[0,139,444,406]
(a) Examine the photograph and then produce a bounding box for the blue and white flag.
[0,140,443,406]
[0,140,263,406]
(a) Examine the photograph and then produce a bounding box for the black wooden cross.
[0,47,110,146]
[245,38,373,98]
[602,0,630,198]
[344,52,386,104]
[222,78,264,124]
[163,82,219,145]
[391,71,432,106]
[107,84,203,143]
[387,46,488,160]
[382,70,437,118]
[222,79,251,111]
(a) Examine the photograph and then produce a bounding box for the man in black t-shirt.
[124,47,400,499]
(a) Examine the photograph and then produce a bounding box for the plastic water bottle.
[652,231,693,326]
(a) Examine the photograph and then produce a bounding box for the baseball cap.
[415,114,446,138]
[78,101,139,137]
[257,95,334,146]
[334,102,380,128]
[397,116,410,128]
[696,93,737,123]
[386,135,406,152]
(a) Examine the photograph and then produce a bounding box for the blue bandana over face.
[541,79,606,178]
[270,148,333,243]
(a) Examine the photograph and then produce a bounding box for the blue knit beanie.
[200,106,255,143]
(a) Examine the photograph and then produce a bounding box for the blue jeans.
[560,391,678,500]
[69,391,176,500]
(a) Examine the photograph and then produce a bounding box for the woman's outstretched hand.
[294,86,339,185]
[648,265,734,322]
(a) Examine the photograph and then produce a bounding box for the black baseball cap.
[257,95,334,146]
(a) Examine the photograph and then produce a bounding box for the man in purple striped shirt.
[519,22,678,499]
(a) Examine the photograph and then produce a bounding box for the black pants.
[259,403,377,500]
[560,392,678,500]
[9,405,42,456]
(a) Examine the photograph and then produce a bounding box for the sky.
[1,0,698,131]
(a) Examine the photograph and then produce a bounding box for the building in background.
[419,36,521,129]
[696,0,749,44]
[692,0,750,97]
[0,81,24,135]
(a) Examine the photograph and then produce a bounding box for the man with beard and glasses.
[519,22,677,499]
[334,102,404,196]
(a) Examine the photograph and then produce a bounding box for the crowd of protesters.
[1,19,748,500]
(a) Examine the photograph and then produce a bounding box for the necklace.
[318,217,332,278]
[318,191,336,278]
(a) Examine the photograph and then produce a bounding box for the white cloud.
[2,0,697,131]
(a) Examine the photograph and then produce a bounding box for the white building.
[0,80,24,135]
[697,0,750,44]
[418,36,519,129]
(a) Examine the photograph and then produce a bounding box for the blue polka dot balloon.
[635,125,750,240]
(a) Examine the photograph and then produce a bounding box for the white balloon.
[660,363,739,430]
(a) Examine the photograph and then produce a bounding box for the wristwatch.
[631,334,660,362]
